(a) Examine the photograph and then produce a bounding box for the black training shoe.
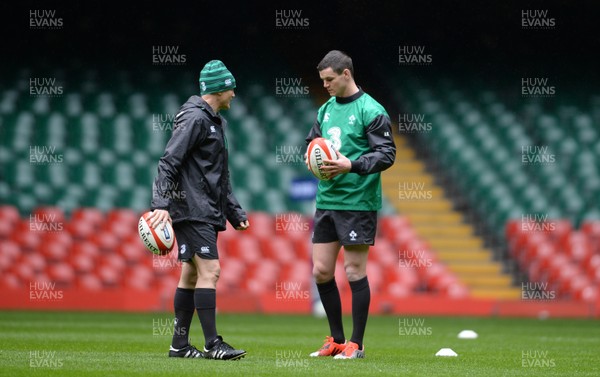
[203,335,246,360]
[168,344,204,358]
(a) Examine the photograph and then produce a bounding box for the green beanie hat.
[199,60,236,95]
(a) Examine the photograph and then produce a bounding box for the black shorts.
[172,221,219,261]
[312,209,377,246]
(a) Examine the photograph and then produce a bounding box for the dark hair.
[317,50,354,78]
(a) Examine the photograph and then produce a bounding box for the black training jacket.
[151,95,246,230]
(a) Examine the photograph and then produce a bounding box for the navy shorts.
[312,209,377,246]
[172,221,219,261]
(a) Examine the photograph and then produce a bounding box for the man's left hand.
[320,149,352,179]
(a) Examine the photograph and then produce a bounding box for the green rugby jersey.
[306,90,396,211]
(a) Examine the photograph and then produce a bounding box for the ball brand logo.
[162,226,172,241]
[139,221,159,254]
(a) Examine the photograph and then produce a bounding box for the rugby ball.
[138,211,175,255]
[307,137,338,180]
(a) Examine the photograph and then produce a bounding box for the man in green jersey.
[305,50,396,359]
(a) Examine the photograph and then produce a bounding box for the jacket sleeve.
[225,169,247,228]
[151,115,205,211]
[305,119,322,145]
[349,114,396,175]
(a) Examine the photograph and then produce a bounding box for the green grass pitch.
[0,311,598,376]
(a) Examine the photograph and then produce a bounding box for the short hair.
[317,50,354,78]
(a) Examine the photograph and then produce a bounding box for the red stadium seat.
[90,231,120,253]
[71,207,105,228]
[380,216,411,240]
[71,254,94,274]
[0,240,20,262]
[97,265,121,287]
[28,252,47,273]
[260,237,295,263]
[66,218,98,240]
[47,263,76,287]
[545,219,573,242]
[106,208,139,225]
[71,241,100,259]
[225,235,261,262]
[77,273,103,290]
[1,273,22,289]
[11,221,42,251]
[40,232,72,261]
[118,238,147,264]
[0,205,20,225]
[0,220,15,240]
[562,231,592,263]
[247,212,275,239]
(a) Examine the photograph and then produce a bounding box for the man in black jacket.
[148,60,249,360]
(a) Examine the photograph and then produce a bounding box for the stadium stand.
[1,68,599,315]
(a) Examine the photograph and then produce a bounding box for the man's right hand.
[147,209,172,229]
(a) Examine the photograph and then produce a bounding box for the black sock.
[316,279,345,344]
[171,287,195,349]
[194,288,218,348]
[349,277,370,349]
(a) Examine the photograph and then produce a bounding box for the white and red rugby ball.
[138,211,175,255]
[307,137,338,180]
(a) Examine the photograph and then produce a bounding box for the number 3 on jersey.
[327,127,342,150]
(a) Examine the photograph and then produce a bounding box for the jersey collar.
[335,88,364,104]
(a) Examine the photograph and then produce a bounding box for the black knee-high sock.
[171,287,195,349]
[349,277,370,349]
[194,288,218,348]
[316,279,345,344]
